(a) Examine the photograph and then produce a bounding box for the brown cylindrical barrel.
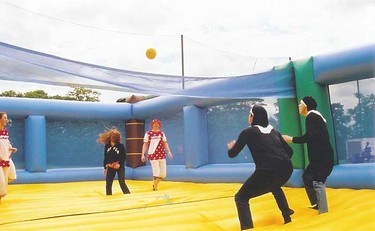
[125,119,145,168]
[117,95,147,168]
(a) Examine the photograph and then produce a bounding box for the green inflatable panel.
[292,58,338,167]
[278,98,305,169]
[275,63,305,169]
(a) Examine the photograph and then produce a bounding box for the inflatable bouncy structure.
[0,42,373,189]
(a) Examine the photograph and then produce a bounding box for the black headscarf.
[250,105,269,127]
[302,96,317,111]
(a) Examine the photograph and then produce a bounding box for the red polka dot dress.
[144,130,167,161]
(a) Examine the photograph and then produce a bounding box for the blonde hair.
[97,127,122,144]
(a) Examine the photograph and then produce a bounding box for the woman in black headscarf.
[283,96,334,214]
[227,105,294,230]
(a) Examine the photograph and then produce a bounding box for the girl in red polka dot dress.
[141,119,173,191]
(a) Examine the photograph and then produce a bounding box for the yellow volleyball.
[146,48,157,59]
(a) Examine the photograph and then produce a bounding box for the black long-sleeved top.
[103,143,126,169]
[228,125,293,171]
[293,112,334,164]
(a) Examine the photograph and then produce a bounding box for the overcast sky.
[0,0,374,103]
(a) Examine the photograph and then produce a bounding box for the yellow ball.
[146,48,157,59]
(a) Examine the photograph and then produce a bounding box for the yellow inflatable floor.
[1,180,374,230]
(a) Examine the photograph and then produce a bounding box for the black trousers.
[234,167,292,230]
[302,162,333,187]
[106,166,130,195]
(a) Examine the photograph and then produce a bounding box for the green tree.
[0,87,101,102]
[347,93,375,138]
[331,103,352,137]
[0,90,23,97]
[66,87,101,102]
[23,90,49,99]
[331,102,352,160]
[49,94,76,101]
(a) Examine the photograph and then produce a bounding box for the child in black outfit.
[97,127,130,195]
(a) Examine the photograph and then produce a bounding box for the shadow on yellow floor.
[1,180,374,230]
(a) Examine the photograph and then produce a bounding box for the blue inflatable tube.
[326,163,375,189]
[314,44,375,85]
[0,97,132,120]
[132,95,242,119]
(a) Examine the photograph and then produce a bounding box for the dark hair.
[0,112,6,119]
[250,105,269,127]
[302,96,317,111]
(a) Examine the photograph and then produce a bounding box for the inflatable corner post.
[25,115,47,172]
[183,106,209,168]
[275,62,305,169]
[292,57,338,167]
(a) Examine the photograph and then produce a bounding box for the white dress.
[0,128,15,197]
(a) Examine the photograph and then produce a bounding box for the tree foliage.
[0,90,23,97]
[332,93,374,139]
[347,93,375,138]
[23,90,49,99]
[0,87,101,102]
[331,102,352,159]
[66,87,101,102]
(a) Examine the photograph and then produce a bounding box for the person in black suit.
[283,96,334,214]
[228,105,294,230]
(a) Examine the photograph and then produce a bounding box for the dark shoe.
[284,216,291,224]
[153,185,157,191]
[288,209,294,215]
[305,185,318,206]
[283,209,294,224]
